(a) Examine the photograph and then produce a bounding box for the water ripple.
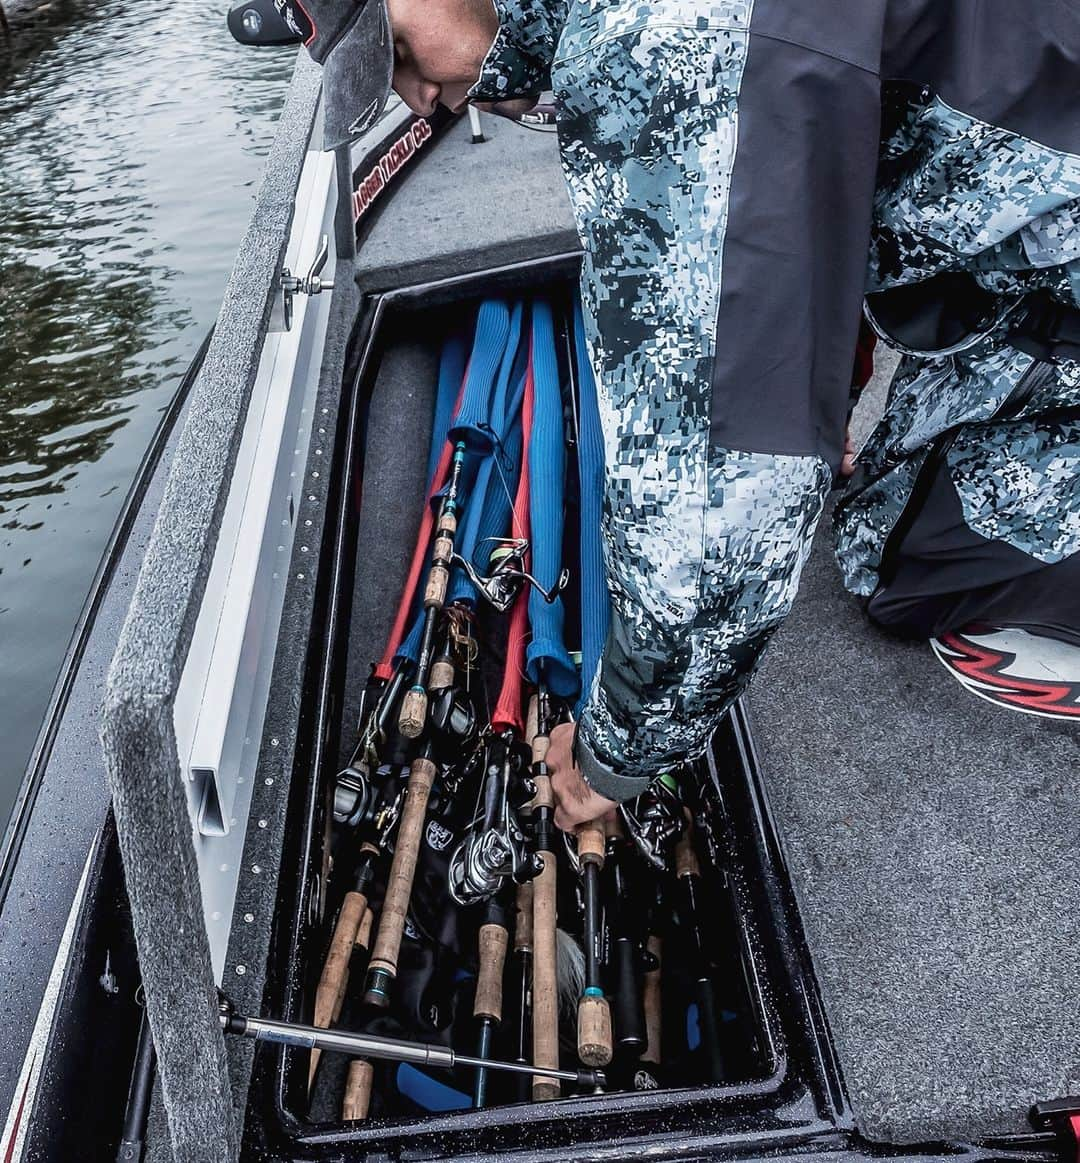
[0,0,297,824]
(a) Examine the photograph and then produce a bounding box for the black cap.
[276,0,394,150]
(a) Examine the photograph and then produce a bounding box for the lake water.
[0,0,296,830]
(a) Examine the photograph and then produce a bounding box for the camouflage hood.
[468,0,568,103]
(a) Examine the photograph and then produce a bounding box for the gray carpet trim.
[750,363,1080,1144]
[100,57,320,1163]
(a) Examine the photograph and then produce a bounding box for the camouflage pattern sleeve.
[550,0,878,794]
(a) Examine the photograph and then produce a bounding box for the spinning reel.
[452,538,570,614]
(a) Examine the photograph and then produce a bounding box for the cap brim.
[321,0,393,151]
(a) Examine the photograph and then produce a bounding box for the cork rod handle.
[366,756,437,990]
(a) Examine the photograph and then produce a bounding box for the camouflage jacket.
[472,1,1080,798]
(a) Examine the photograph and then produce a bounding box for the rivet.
[308,495,316,502]
[258,819,268,829]
[321,407,329,414]
[300,545,309,553]
[315,448,322,456]
[318,427,326,435]
[311,470,320,479]
[236,965,246,976]
[244,913,255,923]
[271,738,279,746]
[304,519,312,527]
[252,865,262,874]
[298,572,305,579]
[265,777,274,786]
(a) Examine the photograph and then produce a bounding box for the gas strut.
[116,1007,155,1163]
[219,1001,606,1089]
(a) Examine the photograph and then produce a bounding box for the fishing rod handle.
[576,992,613,1068]
[343,1060,375,1121]
[642,934,662,1068]
[429,653,455,692]
[474,922,509,1023]
[336,904,375,1024]
[314,891,368,1028]
[515,879,534,953]
[310,892,368,1093]
[577,818,606,867]
[424,528,454,608]
[530,848,561,1100]
[364,755,437,1006]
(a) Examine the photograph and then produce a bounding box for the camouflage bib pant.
[472,1,1080,798]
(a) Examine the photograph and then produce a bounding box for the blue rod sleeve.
[398,306,512,664]
[447,304,527,608]
[574,298,610,717]
[525,301,579,699]
[447,300,510,453]
[425,332,467,490]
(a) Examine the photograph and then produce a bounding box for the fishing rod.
[397,301,510,739]
[398,441,467,739]
[675,811,726,1083]
[527,688,561,1101]
[448,371,542,907]
[575,817,613,1069]
[351,335,468,771]
[639,925,663,1091]
[362,740,438,1008]
[309,844,378,1090]
[472,893,511,1107]
[603,816,646,1056]
[511,878,534,1102]
[341,909,376,1121]
[219,1000,606,1089]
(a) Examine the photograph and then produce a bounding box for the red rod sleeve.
[490,358,534,735]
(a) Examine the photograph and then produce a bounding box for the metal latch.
[276,234,334,332]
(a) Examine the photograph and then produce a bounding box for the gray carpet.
[339,338,440,759]
[750,491,1080,1144]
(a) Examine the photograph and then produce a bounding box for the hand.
[547,722,618,832]
[841,426,857,477]
[471,97,539,120]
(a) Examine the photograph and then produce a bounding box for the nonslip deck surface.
[749,377,1080,1143]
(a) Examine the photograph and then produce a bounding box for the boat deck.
[750,366,1080,1143]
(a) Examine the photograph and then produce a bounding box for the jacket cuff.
[573,723,650,803]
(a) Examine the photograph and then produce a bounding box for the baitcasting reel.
[449,732,543,905]
[618,775,687,871]
[452,538,570,614]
